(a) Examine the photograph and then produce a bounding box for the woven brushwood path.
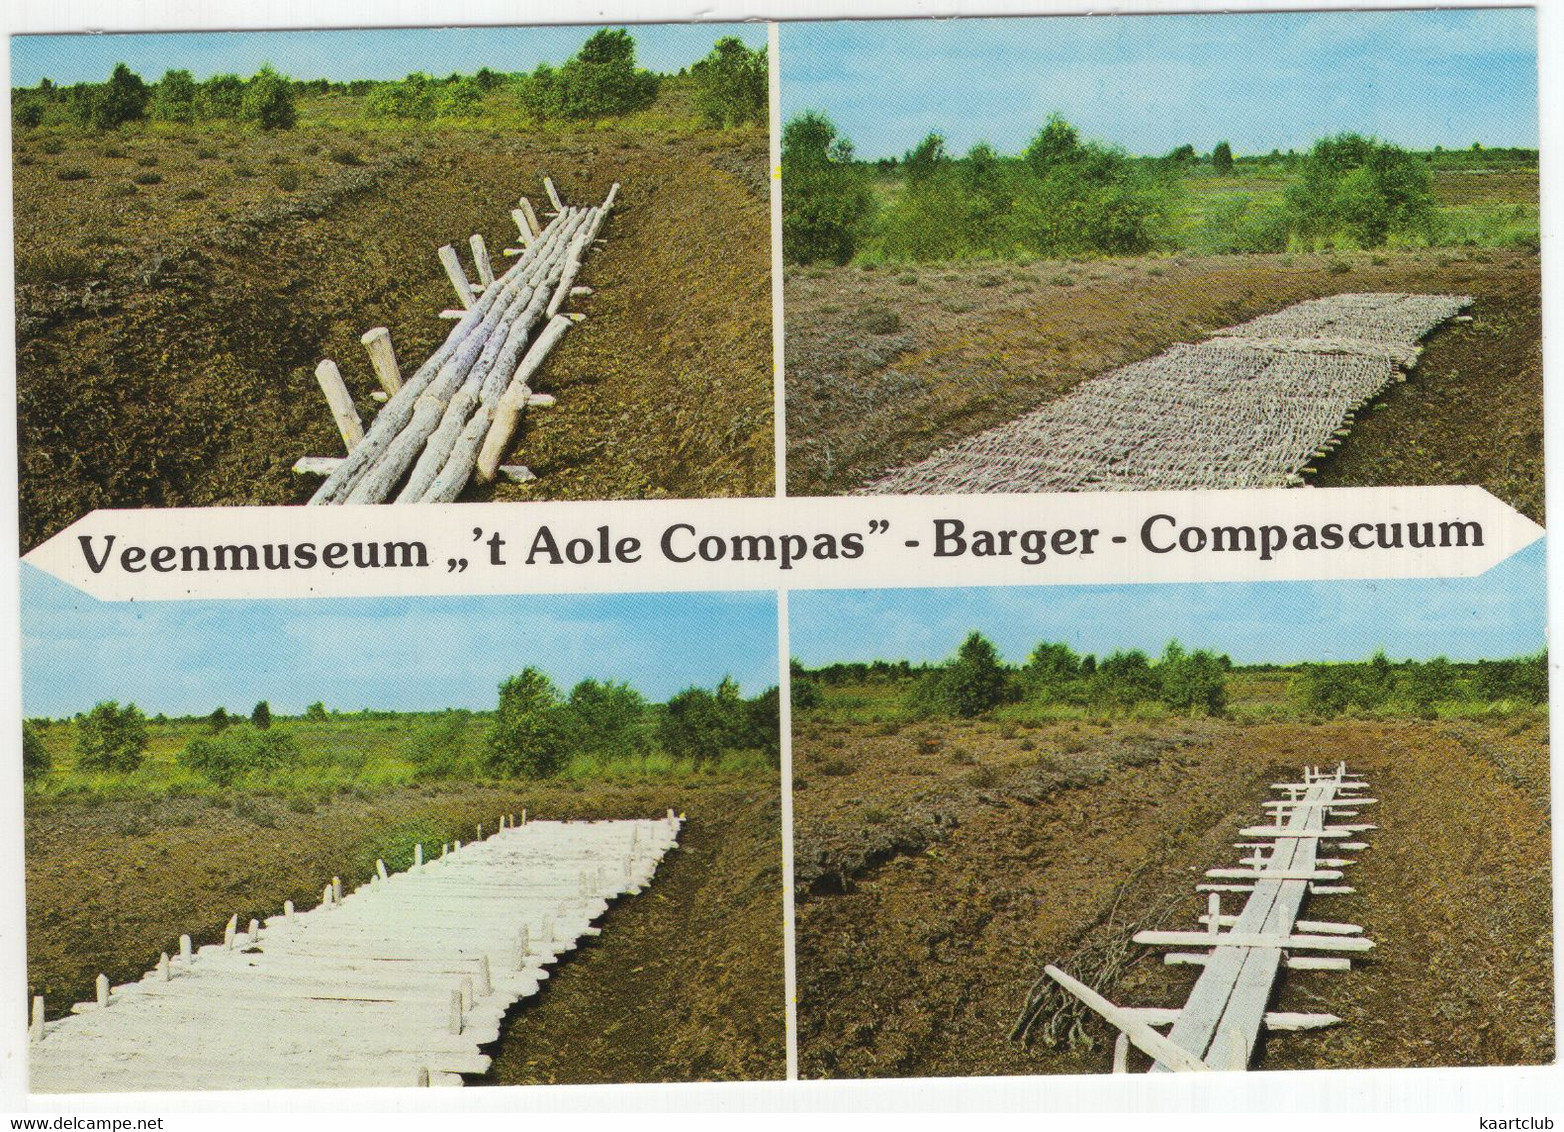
[29,815,681,1092]
[860,292,1470,495]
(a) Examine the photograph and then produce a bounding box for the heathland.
[13,34,772,551]
[791,638,1552,1077]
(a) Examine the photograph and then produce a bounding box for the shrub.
[178,724,301,786]
[275,168,301,191]
[13,96,44,130]
[207,706,234,733]
[75,701,148,773]
[365,73,437,121]
[329,147,364,166]
[55,167,91,181]
[304,701,328,721]
[434,78,483,119]
[150,68,198,123]
[405,710,474,781]
[198,75,245,120]
[87,63,150,129]
[1284,134,1434,248]
[484,667,565,777]
[1211,140,1234,175]
[518,29,659,122]
[782,112,874,265]
[557,678,649,766]
[690,36,767,128]
[242,65,296,130]
[132,171,162,185]
[908,631,1009,718]
[22,723,50,782]
[251,701,272,729]
[1156,640,1228,714]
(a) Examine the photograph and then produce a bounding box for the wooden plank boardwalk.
[29,813,682,1093]
[1045,763,1374,1072]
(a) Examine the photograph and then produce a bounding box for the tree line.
[12,31,766,132]
[783,110,1472,264]
[21,668,779,787]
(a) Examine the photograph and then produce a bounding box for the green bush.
[242,65,296,130]
[657,676,775,765]
[251,700,273,729]
[690,36,767,128]
[365,73,437,121]
[517,29,659,122]
[782,112,874,265]
[1284,133,1434,248]
[908,631,1010,718]
[485,667,565,777]
[1212,140,1234,175]
[405,710,475,781]
[557,678,649,766]
[77,63,149,130]
[22,723,50,782]
[75,701,148,772]
[198,75,245,120]
[13,95,44,130]
[150,69,198,124]
[304,701,329,721]
[178,723,302,786]
[434,77,483,118]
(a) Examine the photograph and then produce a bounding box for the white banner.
[21,486,1544,601]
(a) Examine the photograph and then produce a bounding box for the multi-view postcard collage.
[2,0,1555,1116]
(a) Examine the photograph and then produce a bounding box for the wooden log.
[1043,966,1211,1073]
[1205,867,1343,881]
[475,315,574,483]
[470,234,495,287]
[1112,1031,1129,1073]
[314,360,364,453]
[31,996,44,1041]
[510,209,535,247]
[360,327,403,395]
[96,974,110,1008]
[438,245,476,309]
[1133,930,1373,952]
[543,176,564,211]
[518,197,542,238]
[1286,956,1353,971]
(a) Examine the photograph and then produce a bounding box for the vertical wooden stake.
[469,234,495,287]
[158,953,170,982]
[438,245,476,310]
[414,843,424,867]
[448,990,463,1035]
[224,914,238,950]
[247,918,259,944]
[96,975,109,1008]
[460,976,475,1010]
[179,934,193,962]
[322,883,334,908]
[417,1068,431,1087]
[455,839,462,851]
[477,823,483,841]
[1207,892,1222,936]
[360,327,403,395]
[476,955,492,996]
[332,877,343,903]
[30,996,44,1041]
[543,177,563,212]
[284,899,295,921]
[1112,1031,1130,1074]
[314,359,364,453]
[376,859,389,881]
[521,808,527,826]
[518,197,542,238]
[510,209,535,247]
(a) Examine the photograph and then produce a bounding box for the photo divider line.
[778,584,798,1080]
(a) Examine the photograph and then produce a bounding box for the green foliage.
[198,75,245,120]
[782,112,874,264]
[251,700,272,729]
[71,63,149,130]
[485,667,565,777]
[22,723,51,782]
[207,706,233,733]
[75,701,148,772]
[1156,641,1229,714]
[150,69,198,124]
[658,676,776,765]
[404,710,475,781]
[241,65,296,130]
[434,77,483,118]
[690,36,767,128]
[517,29,659,122]
[1284,133,1434,248]
[909,631,1010,718]
[557,679,650,766]
[365,73,437,121]
[13,94,45,129]
[178,723,302,787]
[304,701,328,722]
[874,114,1175,261]
[1293,650,1547,715]
[1212,140,1234,174]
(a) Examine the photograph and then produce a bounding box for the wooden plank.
[1042,966,1211,1073]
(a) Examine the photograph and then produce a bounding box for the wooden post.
[455,839,462,851]
[448,990,463,1035]
[518,197,542,238]
[438,245,476,310]
[477,955,492,996]
[30,996,44,1042]
[1112,1031,1130,1074]
[322,883,334,908]
[521,809,527,826]
[414,843,424,867]
[284,899,295,920]
[247,918,259,944]
[158,952,170,982]
[96,974,110,1008]
[179,934,192,962]
[1207,892,1221,936]
[360,327,403,395]
[510,209,535,247]
[376,859,389,881]
[314,360,364,453]
[223,914,238,950]
[460,976,475,1010]
[469,234,495,287]
[543,177,564,212]
[477,823,483,841]
[332,877,343,903]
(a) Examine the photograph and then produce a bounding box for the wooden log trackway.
[29,813,681,1093]
[1043,762,1374,1072]
[860,292,1470,495]
[297,178,619,504]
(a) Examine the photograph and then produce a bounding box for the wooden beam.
[1042,966,1212,1073]
[314,360,364,453]
[1134,929,1373,952]
[469,234,495,287]
[360,327,403,395]
[437,245,476,310]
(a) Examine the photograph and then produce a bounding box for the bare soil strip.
[860,293,1467,494]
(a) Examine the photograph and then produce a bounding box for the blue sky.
[9,23,766,86]
[782,9,1537,159]
[792,541,1548,669]
[19,566,779,718]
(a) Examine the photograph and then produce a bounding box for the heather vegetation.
[781,111,1537,264]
